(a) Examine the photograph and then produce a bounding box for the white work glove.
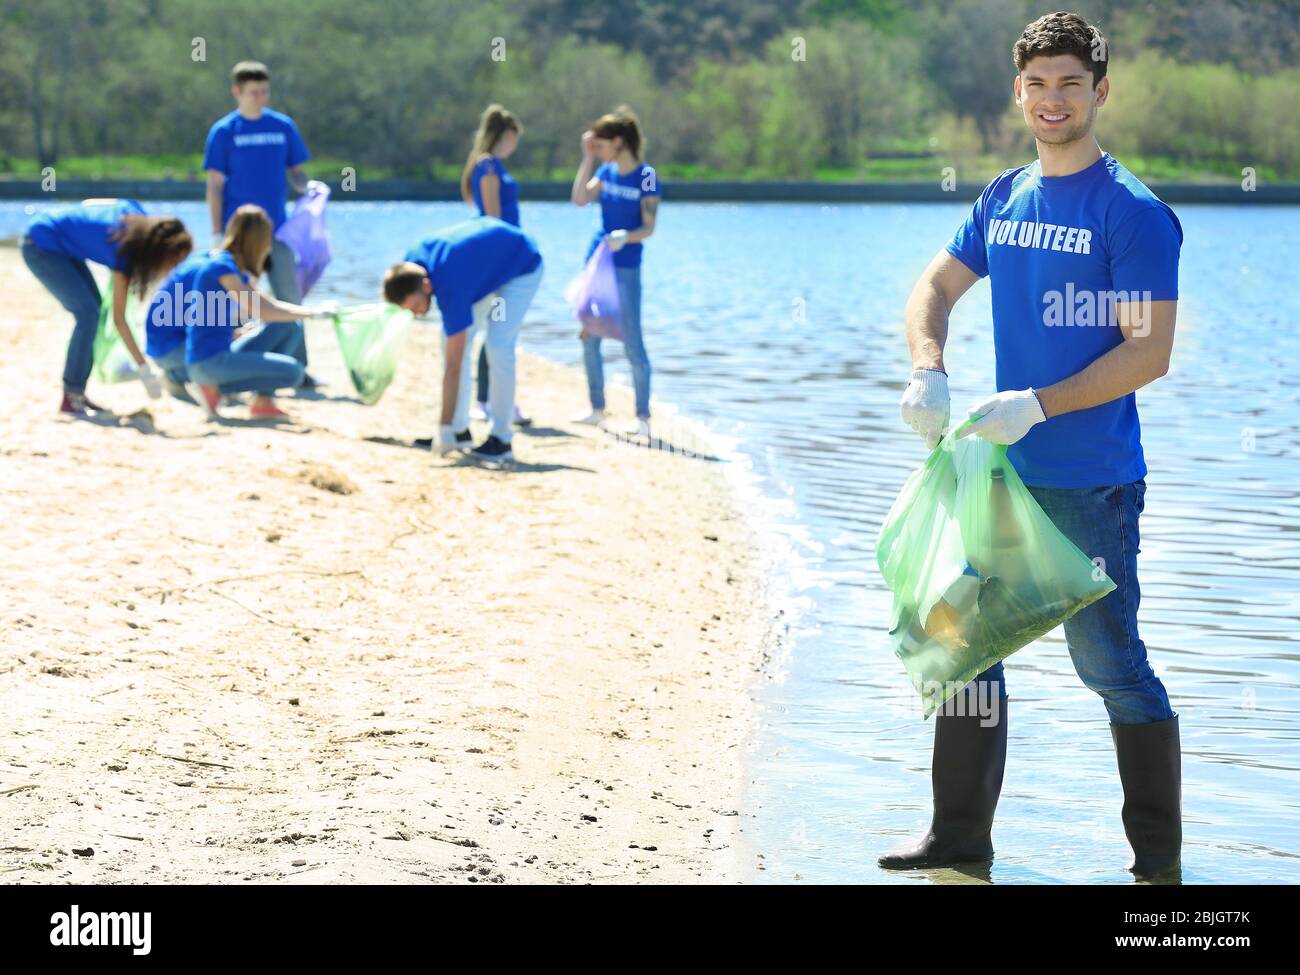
[956,388,1047,445]
[137,359,162,400]
[606,229,629,252]
[899,367,950,450]
[436,424,459,456]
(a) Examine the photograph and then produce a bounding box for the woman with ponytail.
[181,204,332,421]
[460,104,531,427]
[570,106,660,437]
[21,199,193,415]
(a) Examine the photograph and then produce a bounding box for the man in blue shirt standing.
[204,61,317,385]
[383,218,544,463]
[884,12,1183,880]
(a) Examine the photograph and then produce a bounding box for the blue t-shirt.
[471,156,520,227]
[586,161,660,268]
[203,109,310,230]
[946,153,1182,488]
[26,199,146,270]
[145,253,208,358]
[184,251,252,364]
[404,217,542,336]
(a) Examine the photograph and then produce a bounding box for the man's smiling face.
[1014,54,1108,146]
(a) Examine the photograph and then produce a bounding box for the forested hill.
[1,0,1296,184]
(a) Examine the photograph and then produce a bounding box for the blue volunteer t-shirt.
[26,199,146,270]
[184,251,251,364]
[203,109,310,230]
[946,153,1182,488]
[404,217,542,336]
[471,156,521,228]
[145,253,208,358]
[586,161,660,268]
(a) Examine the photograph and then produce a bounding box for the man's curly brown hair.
[1013,11,1108,86]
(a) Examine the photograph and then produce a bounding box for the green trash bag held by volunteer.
[875,419,1117,717]
[91,285,148,384]
[332,303,414,405]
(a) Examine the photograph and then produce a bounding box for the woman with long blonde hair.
[180,204,331,420]
[460,104,531,426]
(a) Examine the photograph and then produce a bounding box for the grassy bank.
[0,153,1265,187]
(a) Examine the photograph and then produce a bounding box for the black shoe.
[1111,715,1182,880]
[878,694,1008,870]
[298,371,323,389]
[414,430,472,450]
[472,435,514,462]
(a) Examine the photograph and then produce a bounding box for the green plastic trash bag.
[91,285,148,384]
[876,420,1117,717]
[332,303,413,405]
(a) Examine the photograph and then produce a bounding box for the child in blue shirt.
[383,217,544,462]
[22,199,192,414]
[570,107,660,436]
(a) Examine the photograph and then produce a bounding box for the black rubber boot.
[879,696,1008,869]
[1111,714,1182,880]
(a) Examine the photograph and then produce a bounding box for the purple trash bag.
[275,182,333,298]
[563,241,624,341]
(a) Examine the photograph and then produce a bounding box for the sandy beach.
[0,247,767,884]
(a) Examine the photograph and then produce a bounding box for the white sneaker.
[471,401,490,422]
[512,403,532,427]
[571,409,606,426]
[624,418,651,438]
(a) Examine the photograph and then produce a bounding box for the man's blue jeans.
[447,263,544,443]
[262,237,307,369]
[187,322,304,397]
[972,479,1175,726]
[21,237,100,395]
[582,265,651,419]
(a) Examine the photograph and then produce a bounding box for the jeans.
[188,321,304,396]
[582,264,650,418]
[443,264,543,443]
[972,478,1174,726]
[149,345,188,386]
[262,236,307,368]
[21,237,101,394]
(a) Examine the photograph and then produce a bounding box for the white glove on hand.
[312,301,340,318]
[137,360,162,400]
[899,367,950,449]
[306,179,328,195]
[436,424,459,456]
[956,388,1047,445]
[606,229,629,252]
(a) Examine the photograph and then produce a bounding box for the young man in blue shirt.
[383,218,544,463]
[203,61,319,385]
[885,11,1183,880]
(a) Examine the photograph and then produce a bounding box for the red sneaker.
[187,383,222,418]
[249,400,291,421]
